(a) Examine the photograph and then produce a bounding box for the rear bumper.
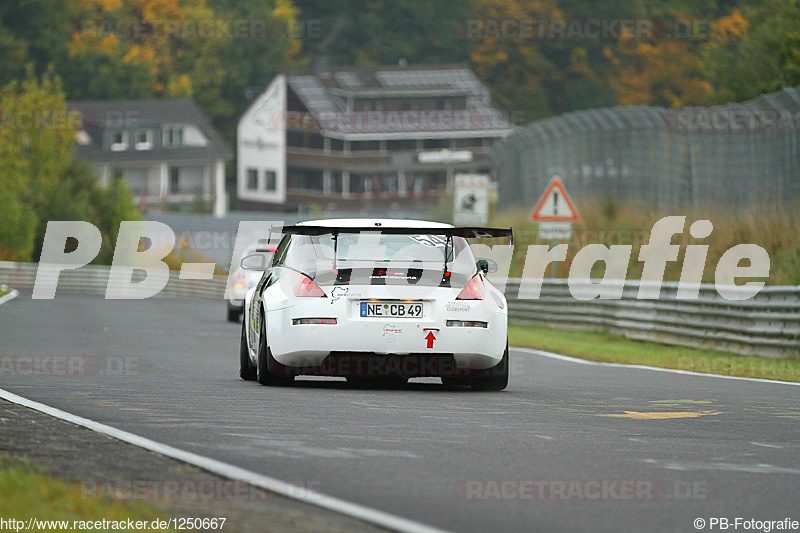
[284,352,481,378]
[266,294,507,374]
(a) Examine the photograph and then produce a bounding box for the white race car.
[238,219,512,391]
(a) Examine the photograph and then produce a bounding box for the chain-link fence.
[493,86,800,210]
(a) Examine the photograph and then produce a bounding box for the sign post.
[529,176,580,278]
[453,174,490,226]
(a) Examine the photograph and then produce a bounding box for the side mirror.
[240,253,269,270]
[476,258,498,274]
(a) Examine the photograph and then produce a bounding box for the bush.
[0,188,36,261]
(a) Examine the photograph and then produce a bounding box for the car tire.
[239,320,256,381]
[471,343,509,391]
[227,306,241,323]
[256,317,294,387]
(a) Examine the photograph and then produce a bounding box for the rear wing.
[277,224,513,275]
[280,225,513,245]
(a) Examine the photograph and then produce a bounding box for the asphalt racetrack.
[1,292,798,532]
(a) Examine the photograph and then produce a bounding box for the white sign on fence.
[538,222,573,240]
[453,174,490,226]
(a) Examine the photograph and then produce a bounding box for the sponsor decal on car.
[329,286,348,303]
[446,301,472,312]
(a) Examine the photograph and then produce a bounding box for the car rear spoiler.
[278,224,513,275]
[280,225,513,245]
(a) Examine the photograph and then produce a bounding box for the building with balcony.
[236,63,513,209]
[68,99,232,217]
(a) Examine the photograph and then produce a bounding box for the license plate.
[360,301,423,318]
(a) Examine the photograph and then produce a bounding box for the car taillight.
[456,274,484,300]
[292,272,326,298]
[232,271,246,290]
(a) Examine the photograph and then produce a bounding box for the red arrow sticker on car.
[425,331,436,349]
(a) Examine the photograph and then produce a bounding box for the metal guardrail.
[1,262,798,357]
[0,262,226,300]
[500,279,800,358]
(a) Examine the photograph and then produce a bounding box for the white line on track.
[0,388,449,533]
[513,346,800,387]
[0,289,19,307]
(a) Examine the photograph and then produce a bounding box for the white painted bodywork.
[243,219,508,376]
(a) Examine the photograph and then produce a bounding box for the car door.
[249,235,289,354]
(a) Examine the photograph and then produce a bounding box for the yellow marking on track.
[600,410,722,420]
[649,399,713,405]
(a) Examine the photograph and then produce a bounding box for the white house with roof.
[236,63,513,210]
[69,99,233,217]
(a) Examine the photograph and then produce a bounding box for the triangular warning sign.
[529,176,580,222]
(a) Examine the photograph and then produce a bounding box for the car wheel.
[256,317,294,386]
[239,320,257,381]
[471,343,509,391]
[227,306,241,323]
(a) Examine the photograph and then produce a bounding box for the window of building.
[387,139,417,151]
[455,138,483,148]
[351,140,380,151]
[169,167,180,194]
[287,131,324,150]
[111,131,127,151]
[135,130,153,150]
[264,170,277,191]
[164,126,183,147]
[423,138,448,149]
[246,168,258,190]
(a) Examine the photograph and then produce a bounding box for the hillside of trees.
[1,0,798,262]
[2,0,799,140]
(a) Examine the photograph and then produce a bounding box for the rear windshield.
[280,233,474,272]
[317,233,452,261]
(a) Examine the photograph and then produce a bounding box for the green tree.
[0,70,139,263]
[0,69,75,212]
[0,189,37,261]
[704,0,800,102]
[293,0,475,66]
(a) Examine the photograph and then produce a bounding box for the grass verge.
[508,324,800,383]
[0,456,176,530]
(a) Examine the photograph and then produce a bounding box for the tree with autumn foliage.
[468,0,564,122]
[62,0,295,140]
[606,37,713,108]
[703,0,800,103]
